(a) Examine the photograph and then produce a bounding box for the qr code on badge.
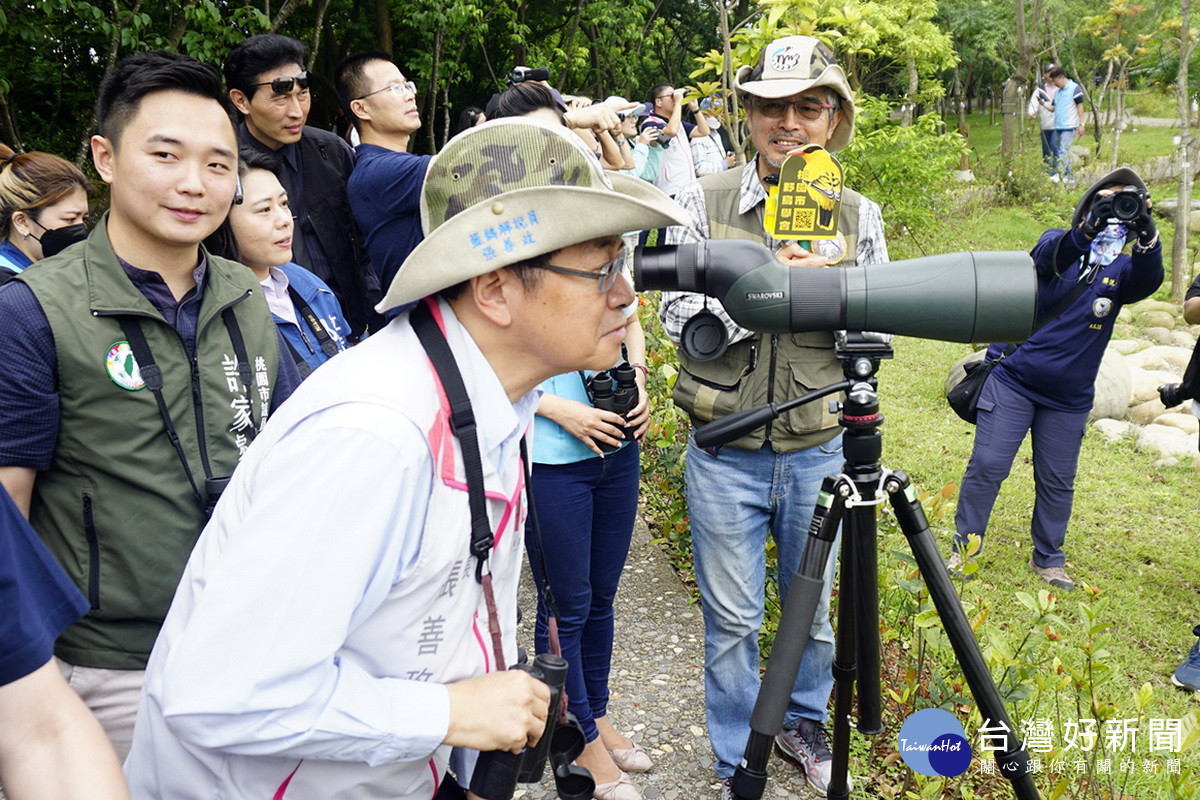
[790,209,815,229]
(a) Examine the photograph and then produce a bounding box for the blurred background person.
[206,149,350,378]
[605,96,661,182]
[0,144,90,284]
[451,105,486,137]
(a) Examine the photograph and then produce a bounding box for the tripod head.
[692,332,893,450]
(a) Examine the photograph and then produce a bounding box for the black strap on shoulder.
[287,285,341,358]
[282,336,314,379]
[410,299,494,581]
[116,317,205,508]
[221,307,254,394]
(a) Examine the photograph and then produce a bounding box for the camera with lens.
[584,363,639,453]
[470,654,594,800]
[507,66,550,86]
[203,476,230,520]
[1109,186,1148,222]
[655,132,671,148]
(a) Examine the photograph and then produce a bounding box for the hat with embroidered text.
[734,35,856,151]
[378,117,691,311]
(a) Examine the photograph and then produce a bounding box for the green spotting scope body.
[634,241,1037,345]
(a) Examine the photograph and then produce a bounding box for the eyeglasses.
[251,73,310,95]
[356,80,417,101]
[750,97,838,121]
[527,250,626,293]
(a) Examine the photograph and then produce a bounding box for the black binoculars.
[470,654,594,800]
[203,476,230,519]
[585,363,638,454]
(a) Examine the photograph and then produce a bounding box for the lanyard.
[410,298,563,673]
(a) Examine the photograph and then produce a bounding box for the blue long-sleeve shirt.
[990,226,1163,412]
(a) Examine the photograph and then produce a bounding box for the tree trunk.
[269,0,305,32]
[709,0,746,165]
[168,0,197,48]
[427,27,441,155]
[1171,0,1195,301]
[0,89,21,151]
[1110,62,1127,169]
[374,0,392,54]
[1000,0,1044,163]
[557,0,587,90]
[442,84,451,151]
[901,53,918,127]
[307,0,333,70]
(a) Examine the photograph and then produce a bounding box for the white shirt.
[260,266,299,327]
[124,300,540,799]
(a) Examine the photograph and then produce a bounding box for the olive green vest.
[672,167,864,452]
[16,220,281,669]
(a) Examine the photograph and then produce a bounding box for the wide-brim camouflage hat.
[734,35,856,152]
[378,117,691,311]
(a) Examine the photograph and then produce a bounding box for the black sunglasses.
[251,72,310,94]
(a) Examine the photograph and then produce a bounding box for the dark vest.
[296,127,379,337]
[672,167,864,452]
[17,221,282,669]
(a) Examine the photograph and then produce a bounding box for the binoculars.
[586,364,639,454]
[470,654,594,800]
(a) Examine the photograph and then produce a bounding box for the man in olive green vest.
[661,36,889,799]
[0,51,299,760]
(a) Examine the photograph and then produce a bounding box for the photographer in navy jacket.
[951,167,1163,591]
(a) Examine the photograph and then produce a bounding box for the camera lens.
[1111,191,1141,221]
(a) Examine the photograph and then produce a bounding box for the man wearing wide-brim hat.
[124,118,690,800]
[660,34,890,798]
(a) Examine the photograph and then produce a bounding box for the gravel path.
[514,515,820,800]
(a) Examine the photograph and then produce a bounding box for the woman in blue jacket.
[207,149,350,377]
[0,143,90,283]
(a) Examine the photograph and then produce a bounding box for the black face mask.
[38,223,89,258]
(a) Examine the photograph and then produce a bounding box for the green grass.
[957,110,1183,180]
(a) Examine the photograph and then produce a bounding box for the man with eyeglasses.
[336,51,431,297]
[225,34,381,340]
[660,35,889,799]
[640,84,711,200]
[123,117,690,800]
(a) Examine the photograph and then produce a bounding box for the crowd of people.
[0,27,1192,800]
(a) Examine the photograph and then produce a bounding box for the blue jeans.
[954,374,1087,568]
[1052,128,1077,177]
[1039,129,1055,169]
[525,442,640,743]
[685,434,843,778]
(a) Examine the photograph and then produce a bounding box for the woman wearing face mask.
[0,144,90,284]
[205,149,351,378]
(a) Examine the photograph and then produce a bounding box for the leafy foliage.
[840,95,968,236]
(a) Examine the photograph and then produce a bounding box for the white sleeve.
[157,405,444,766]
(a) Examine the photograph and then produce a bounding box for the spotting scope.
[634,242,1037,354]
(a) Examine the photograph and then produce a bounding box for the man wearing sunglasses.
[225,34,381,340]
[336,51,431,298]
[660,35,889,799]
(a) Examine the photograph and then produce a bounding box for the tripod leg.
[885,471,1041,800]
[730,475,844,800]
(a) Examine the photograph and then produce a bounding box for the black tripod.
[694,335,1039,800]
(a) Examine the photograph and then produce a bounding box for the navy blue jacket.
[991,227,1163,412]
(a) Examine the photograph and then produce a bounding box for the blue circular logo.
[898,708,973,777]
